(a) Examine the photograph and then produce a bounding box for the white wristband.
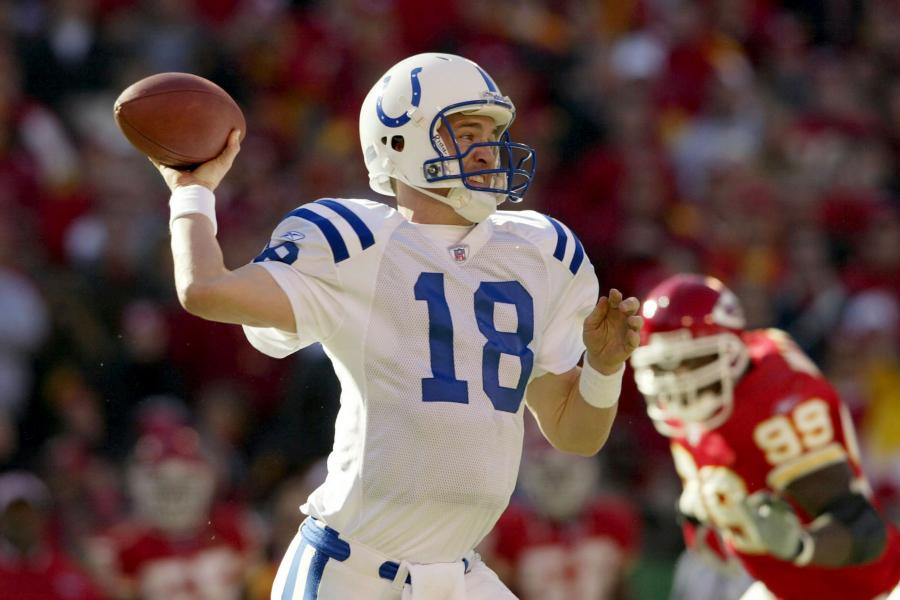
[169,184,217,235]
[578,354,624,409]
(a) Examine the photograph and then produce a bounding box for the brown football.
[114,72,246,169]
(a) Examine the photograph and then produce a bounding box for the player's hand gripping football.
[583,289,643,375]
[743,491,805,561]
[151,129,242,193]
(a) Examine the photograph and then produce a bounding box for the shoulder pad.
[256,198,395,265]
[491,210,586,275]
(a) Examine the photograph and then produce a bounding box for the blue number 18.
[414,272,534,414]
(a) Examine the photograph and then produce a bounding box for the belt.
[299,518,473,588]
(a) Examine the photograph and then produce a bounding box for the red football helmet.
[630,274,750,437]
[127,425,216,533]
[519,421,599,521]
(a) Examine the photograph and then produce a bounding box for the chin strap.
[409,183,501,223]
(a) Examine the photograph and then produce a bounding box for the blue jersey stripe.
[543,215,568,261]
[288,208,349,263]
[315,199,375,250]
[282,538,309,600]
[544,215,585,274]
[569,231,585,274]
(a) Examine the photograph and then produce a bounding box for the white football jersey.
[244,198,598,563]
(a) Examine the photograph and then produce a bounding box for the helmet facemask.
[631,330,749,438]
[127,426,216,535]
[424,107,535,201]
[129,458,215,534]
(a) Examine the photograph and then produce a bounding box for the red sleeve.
[53,553,108,600]
[210,503,256,553]
[490,504,531,565]
[587,498,642,556]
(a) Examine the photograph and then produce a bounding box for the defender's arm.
[784,462,888,566]
[745,461,888,567]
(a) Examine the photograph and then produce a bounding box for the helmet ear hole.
[391,135,405,151]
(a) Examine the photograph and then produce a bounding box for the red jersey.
[670,329,900,600]
[95,505,254,600]
[485,498,640,600]
[0,545,104,600]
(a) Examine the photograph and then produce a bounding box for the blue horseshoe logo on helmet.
[376,67,422,128]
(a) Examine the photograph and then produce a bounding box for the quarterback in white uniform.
[153,53,643,599]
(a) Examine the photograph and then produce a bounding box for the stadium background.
[0,0,898,597]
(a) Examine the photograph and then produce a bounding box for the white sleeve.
[242,214,343,357]
[534,256,599,377]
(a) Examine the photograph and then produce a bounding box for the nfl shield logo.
[449,245,469,263]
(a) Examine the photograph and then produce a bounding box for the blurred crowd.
[0,0,897,598]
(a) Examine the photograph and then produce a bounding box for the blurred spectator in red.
[668,54,762,202]
[36,366,124,554]
[195,382,255,499]
[480,417,641,599]
[166,311,293,416]
[245,344,341,501]
[0,212,49,462]
[826,289,900,522]
[0,470,104,600]
[99,300,186,453]
[773,225,847,361]
[87,424,260,599]
[840,205,900,298]
[247,458,328,600]
[0,1,896,597]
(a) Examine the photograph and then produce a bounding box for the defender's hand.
[151,129,241,193]
[583,288,642,375]
[743,492,804,560]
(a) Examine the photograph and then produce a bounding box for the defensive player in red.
[630,273,900,600]
[88,425,259,599]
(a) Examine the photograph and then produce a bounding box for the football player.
[88,425,258,599]
[630,273,900,600]
[481,423,640,600]
[151,52,643,598]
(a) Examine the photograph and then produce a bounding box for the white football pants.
[271,518,517,600]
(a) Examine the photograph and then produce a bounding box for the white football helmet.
[359,53,536,222]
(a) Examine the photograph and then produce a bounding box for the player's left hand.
[583,288,643,375]
[743,492,805,561]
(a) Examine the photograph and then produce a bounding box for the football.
[114,72,246,169]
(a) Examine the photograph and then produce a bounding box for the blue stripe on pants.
[304,549,330,599]
[282,540,331,600]
[282,538,308,600]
